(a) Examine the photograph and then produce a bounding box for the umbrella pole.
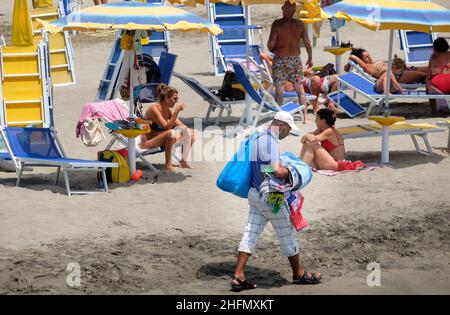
[244,5,252,127]
[381,30,394,164]
[128,49,136,176]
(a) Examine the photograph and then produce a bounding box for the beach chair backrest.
[231,61,263,104]
[339,72,379,95]
[399,30,437,65]
[220,44,261,63]
[141,30,169,59]
[4,127,62,159]
[213,3,246,43]
[158,52,177,85]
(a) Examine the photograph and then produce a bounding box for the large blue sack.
[216,133,257,198]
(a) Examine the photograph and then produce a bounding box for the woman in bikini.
[427,38,450,114]
[391,55,428,85]
[139,83,195,172]
[299,108,345,171]
[346,48,404,94]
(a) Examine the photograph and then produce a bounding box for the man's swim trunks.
[272,55,303,86]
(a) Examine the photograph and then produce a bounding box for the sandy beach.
[0,0,449,294]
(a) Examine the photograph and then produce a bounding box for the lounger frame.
[340,123,445,156]
[1,127,117,195]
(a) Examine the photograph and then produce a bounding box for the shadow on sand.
[0,166,190,195]
[196,261,289,290]
[346,150,446,169]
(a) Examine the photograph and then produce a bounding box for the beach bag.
[141,54,161,84]
[81,118,106,147]
[137,54,162,103]
[97,150,130,183]
[218,71,245,101]
[216,133,257,198]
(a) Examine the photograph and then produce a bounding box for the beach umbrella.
[12,0,34,46]
[38,2,223,175]
[323,0,450,163]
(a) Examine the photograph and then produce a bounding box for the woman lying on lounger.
[260,53,340,113]
[299,109,363,171]
[345,48,408,94]
[139,83,195,172]
[427,38,450,114]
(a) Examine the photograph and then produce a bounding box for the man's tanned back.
[271,18,303,57]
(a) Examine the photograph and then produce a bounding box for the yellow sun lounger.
[338,121,445,156]
[0,39,52,127]
[30,5,75,86]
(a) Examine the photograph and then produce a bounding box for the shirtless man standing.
[267,0,313,123]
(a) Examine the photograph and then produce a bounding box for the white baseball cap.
[273,111,299,132]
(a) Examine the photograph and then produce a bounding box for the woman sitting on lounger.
[139,83,195,171]
[299,109,363,171]
[427,38,450,114]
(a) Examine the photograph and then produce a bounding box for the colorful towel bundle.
[259,152,313,231]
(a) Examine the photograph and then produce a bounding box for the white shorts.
[238,187,299,257]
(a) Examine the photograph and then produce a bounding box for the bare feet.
[165,165,176,172]
[180,160,193,169]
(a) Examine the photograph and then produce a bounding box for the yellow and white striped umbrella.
[37,2,223,35]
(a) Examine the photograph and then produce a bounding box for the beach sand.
[0,0,449,294]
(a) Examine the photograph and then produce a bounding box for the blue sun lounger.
[399,30,437,65]
[0,127,117,195]
[335,72,450,117]
[231,61,313,128]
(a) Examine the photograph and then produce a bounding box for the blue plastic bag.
[216,134,257,198]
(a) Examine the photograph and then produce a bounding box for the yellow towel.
[12,0,34,47]
[32,0,53,8]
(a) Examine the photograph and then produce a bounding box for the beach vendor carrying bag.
[82,118,106,147]
[98,150,130,183]
[216,133,258,198]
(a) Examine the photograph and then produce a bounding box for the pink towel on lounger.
[76,99,129,138]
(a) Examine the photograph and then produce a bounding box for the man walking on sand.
[267,0,313,123]
[230,111,321,292]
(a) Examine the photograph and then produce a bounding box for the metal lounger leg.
[297,104,305,122]
[366,102,375,118]
[16,162,24,187]
[104,136,117,151]
[410,134,433,155]
[55,166,61,185]
[63,170,71,196]
[215,106,224,126]
[205,104,213,125]
[137,152,158,172]
[447,129,450,150]
[101,168,109,193]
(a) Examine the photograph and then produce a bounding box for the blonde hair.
[392,55,407,70]
[157,83,178,102]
